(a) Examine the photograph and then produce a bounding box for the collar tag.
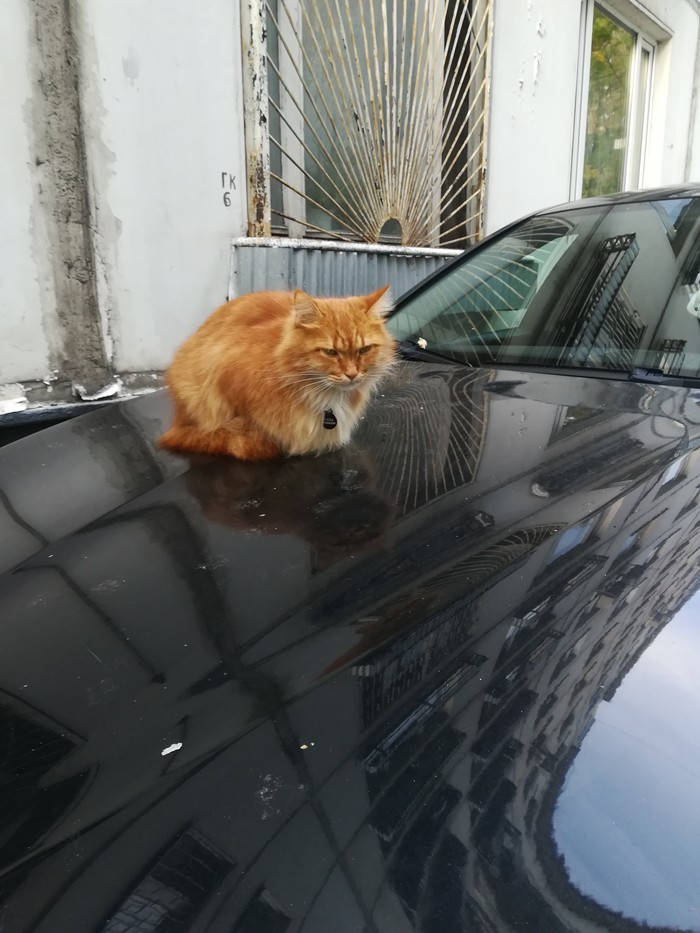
[323,408,338,430]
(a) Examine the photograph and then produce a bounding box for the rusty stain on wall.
[241,0,272,237]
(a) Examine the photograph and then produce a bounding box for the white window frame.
[547,514,598,565]
[660,454,687,487]
[570,0,658,199]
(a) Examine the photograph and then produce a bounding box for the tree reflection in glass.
[583,7,634,198]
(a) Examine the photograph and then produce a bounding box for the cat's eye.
[358,345,374,355]
[322,348,338,357]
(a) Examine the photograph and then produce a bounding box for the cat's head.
[282,286,397,389]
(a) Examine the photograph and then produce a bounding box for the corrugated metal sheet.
[229,236,461,300]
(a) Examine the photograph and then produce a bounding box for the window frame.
[570,0,657,200]
[659,454,687,489]
[546,514,599,566]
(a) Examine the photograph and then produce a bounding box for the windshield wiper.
[397,340,467,366]
[627,367,700,386]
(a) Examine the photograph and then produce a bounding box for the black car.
[2,187,700,932]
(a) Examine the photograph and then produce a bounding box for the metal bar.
[395,0,442,225]
[271,0,382,227]
[320,0,386,223]
[439,84,487,188]
[413,117,486,236]
[252,0,492,249]
[267,53,369,218]
[290,0,385,223]
[422,152,485,239]
[400,1,490,242]
[231,235,460,257]
[270,169,370,235]
[393,0,424,224]
[479,0,493,240]
[261,205,359,240]
[436,4,489,164]
[393,0,414,225]
[241,0,271,236]
[385,0,396,212]
[406,7,489,233]
[358,0,389,212]
[268,100,372,235]
[409,87,488,239]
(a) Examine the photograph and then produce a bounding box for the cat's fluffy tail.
[159,420,281,461]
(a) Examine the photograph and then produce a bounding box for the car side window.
[390,198,700,380]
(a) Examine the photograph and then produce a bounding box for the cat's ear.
[365,285,392,319]
[293,289,322,327]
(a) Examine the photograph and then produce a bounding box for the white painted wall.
[0,0,248,405]
[0,1,54,385]
[485,0,700,233]
[75,0,248,373]
[485,0,584,233]
[642,0,699,187]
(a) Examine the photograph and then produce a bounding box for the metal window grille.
[242,0,491,248]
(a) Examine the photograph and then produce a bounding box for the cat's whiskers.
[301,381,336,403]
[301,380,349,412]
[283,371,326,386]
[277,372,340,410]
[288,375,326,385]
[285,379,332,399]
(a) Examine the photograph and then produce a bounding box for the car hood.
[1,361,700,932]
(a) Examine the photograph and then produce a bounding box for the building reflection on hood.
[1,361,700,931]
[553,593,700,931]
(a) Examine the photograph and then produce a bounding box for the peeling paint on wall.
[241,0,271,237]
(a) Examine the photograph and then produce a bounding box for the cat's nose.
[345,370,358,381]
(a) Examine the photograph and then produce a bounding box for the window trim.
[546,514,599,565]
[626,35,655,190]
[659,454,687,489]
[570,0,659,200]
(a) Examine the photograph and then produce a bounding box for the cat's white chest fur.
[323,392,358,445]
[291,384,368,454]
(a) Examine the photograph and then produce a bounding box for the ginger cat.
[160,287,396,460]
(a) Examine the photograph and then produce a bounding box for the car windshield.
[388,197,700,379]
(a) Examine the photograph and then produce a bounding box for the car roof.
[537,183,700,215]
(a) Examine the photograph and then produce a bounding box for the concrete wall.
[79,1,247,374]
[0,0,247,410]
[0,1,55,389]
[485,0,700,233]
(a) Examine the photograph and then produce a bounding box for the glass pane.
[267,0,286,230]
[582,7,635,198]
[388,197,700,379]
[548,517,596,563]
[661,457,685,485]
